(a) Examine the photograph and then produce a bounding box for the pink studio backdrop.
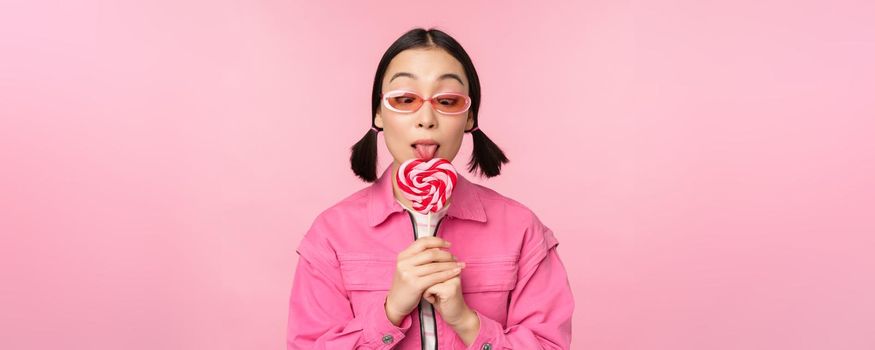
[2,0,873,349]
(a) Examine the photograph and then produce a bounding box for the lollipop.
[396,157,458,218]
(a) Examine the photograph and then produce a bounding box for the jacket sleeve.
[451,213,574,350]
[287,218,415,349]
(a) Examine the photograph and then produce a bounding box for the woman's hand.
[423,275,474,327]
[385,236,466,326]
[424,276,480,346]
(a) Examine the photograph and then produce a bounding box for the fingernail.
[457,262,466,268]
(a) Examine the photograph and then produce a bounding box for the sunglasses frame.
[380,89,472,115]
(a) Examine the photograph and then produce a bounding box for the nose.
[416,100,437,129]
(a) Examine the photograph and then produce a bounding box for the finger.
[423,290,436,304]
[413,261,466,277]
[423,282,451,304]
[399,236,451,259]
[418,266,462,289]
[423,281,448,295]
[406,248,457,267]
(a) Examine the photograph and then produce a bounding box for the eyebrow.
[388,72,465,86]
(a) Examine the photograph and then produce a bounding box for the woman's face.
[374,47,475,167]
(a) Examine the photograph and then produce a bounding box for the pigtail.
[350,127,380,182]
[467,127,509,178]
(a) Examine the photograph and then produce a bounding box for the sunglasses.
[381,89,472,115]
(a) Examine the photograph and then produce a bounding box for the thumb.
[423,283,442,304]
[423,291,436,304]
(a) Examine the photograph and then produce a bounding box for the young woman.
[287,27,574,350]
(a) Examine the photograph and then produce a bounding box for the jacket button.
[382,334,394,344]
[481,343,492,350]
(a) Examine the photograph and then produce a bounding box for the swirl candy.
[396,157,458,215]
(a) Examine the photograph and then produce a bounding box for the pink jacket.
[287,163,574,349]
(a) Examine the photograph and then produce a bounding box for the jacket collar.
[367,162,487,227]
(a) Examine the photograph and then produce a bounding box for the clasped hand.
[385,236,474,327]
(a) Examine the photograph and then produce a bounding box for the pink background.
[2,0,873,349]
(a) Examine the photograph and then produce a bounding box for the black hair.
[349,27,509,182]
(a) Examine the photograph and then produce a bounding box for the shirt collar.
[367,162,487,227]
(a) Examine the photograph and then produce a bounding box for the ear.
[465,112,474,130]
[374,112,384,129]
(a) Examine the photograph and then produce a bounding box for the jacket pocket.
[459,254,519,293]
[337,254,396,320]
[338,254,395,291]
[458,254,519,328]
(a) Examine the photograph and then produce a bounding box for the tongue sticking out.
[413,144,439,160]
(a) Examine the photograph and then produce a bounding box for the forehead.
[383,48,468,89]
